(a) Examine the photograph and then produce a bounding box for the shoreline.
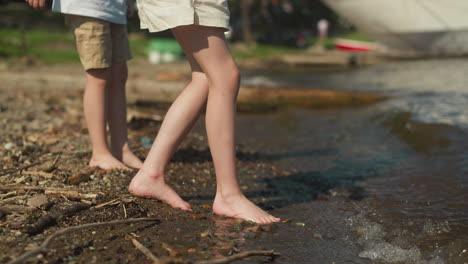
[2,58,465,263]
[0,62,377,263]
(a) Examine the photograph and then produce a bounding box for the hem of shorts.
[83,63,110,71]
[54,9,127,25]
[82,56,131,70]
[198,16,230,32]
[141,21,229,33]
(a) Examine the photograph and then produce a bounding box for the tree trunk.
[241,0,254,44]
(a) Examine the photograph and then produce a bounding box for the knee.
[230,65,241,86]
[209,62,240,91]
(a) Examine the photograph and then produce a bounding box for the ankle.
[138,166,165,180]
[91,150,113,160]
[215,190,244,201]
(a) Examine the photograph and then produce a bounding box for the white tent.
[322,0,468,54]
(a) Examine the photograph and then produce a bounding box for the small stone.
[25,243,38,251]
[200,230,210,238]
[4,142,15,149]
[313,233,323,240]
[14,231,22,236]
[295,222,306,227]
[243,232,256,239]
[27,194,48,208]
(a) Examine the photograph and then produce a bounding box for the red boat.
[335,38,374,52]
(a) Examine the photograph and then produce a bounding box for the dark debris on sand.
[0,88,294,264]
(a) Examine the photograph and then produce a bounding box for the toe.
[258,217,269,224]
[178,202,192,211]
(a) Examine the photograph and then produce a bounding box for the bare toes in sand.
[212,194,280,224]
[128,170,191,211]
[89,155,130,170]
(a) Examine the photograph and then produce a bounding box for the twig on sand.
[122,203,127,218]
[6,217,159,264]
[195,250,280,264]
[0,185,98,200]
[132,238,160,263]
[0,150,87,178]
[132,242,280,264]
[26,203,91,235]
[0,205,36,214]
[44,189,98,200]
[21,171,54,178]
[0,191,17,199]
[0,195,28,205]
[0,160,51,177]
[0,185,47,192]
[93,198,120,208]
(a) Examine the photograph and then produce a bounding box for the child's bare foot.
[89,154,130,170]
[213,194,280,224]
[122,149,143,169]
[128,170,192,211]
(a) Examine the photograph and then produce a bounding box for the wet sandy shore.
[2,58,466,264]
[0,61,381,264]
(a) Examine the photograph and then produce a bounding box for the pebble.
[4,142,15,149]
[243,232,256,239]
[313,233,323,240]
[14,231,22,236]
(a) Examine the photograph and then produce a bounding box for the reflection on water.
[236,58,468,263]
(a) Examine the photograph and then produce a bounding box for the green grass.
[231,44,300,59]
[339,31,371,42]
[0,29,151,64]
[0,28,372,63]
[0,29,79,63]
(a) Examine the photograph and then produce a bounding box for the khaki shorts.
[65,15,132,70]
[137,0,230,33]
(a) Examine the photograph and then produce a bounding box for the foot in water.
[213,193,280,224]
[89,154,130,170]
[128,169,192,211]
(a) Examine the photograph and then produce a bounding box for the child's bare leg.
[106,62,143,169]
[129,54,209,211]
[85,69,129,170]
[172,25,280,224]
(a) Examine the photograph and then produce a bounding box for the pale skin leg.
[129,25,280,224]
[129,53,208,211]
[85,68,129,170]
[106,62,143,169]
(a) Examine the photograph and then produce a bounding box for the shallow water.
[237,58,468,263]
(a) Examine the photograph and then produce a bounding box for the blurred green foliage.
[0,0,368,63]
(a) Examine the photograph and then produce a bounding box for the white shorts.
[137,0,230,33]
